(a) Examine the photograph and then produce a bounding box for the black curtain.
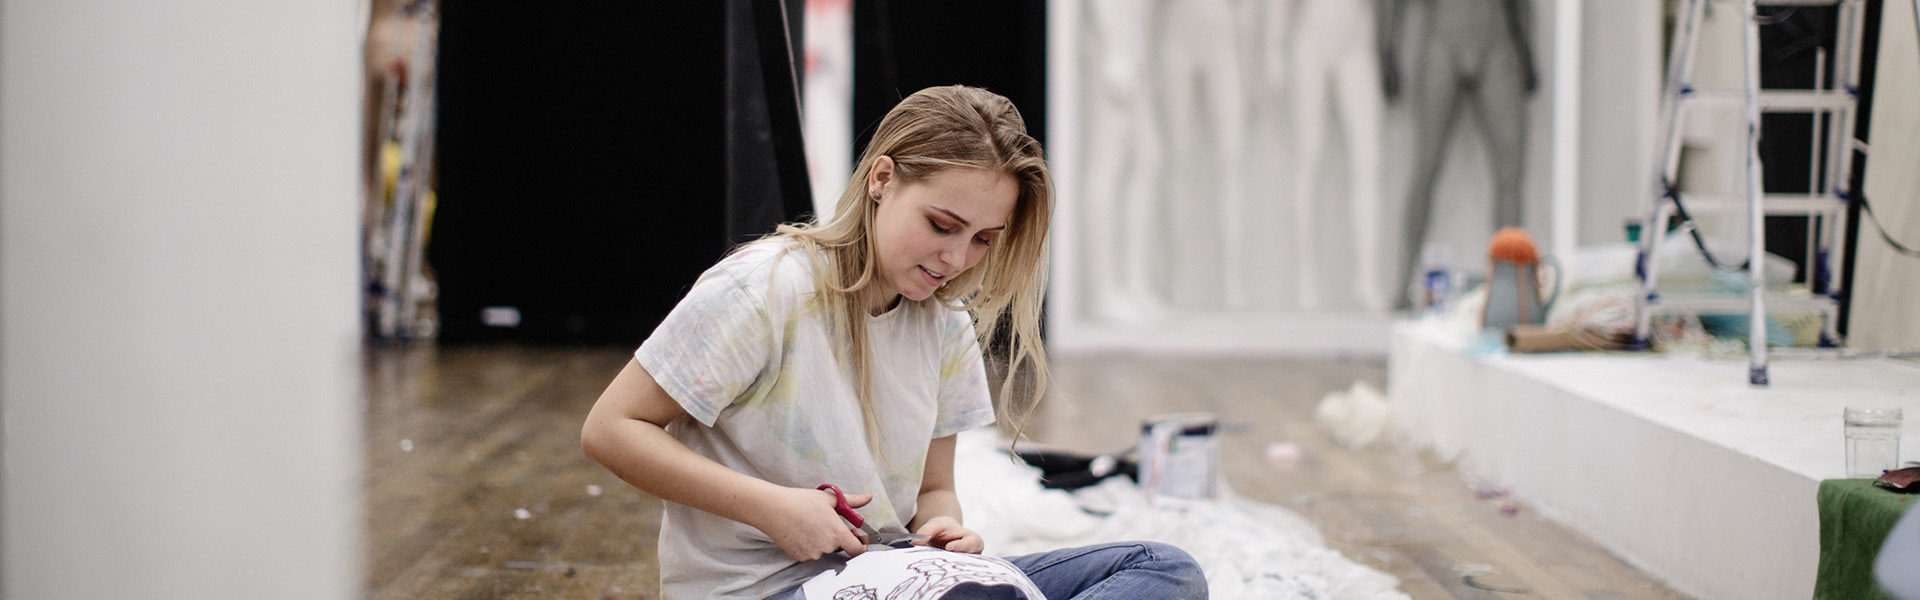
[853,0,1048,152]
[432,1,811,344]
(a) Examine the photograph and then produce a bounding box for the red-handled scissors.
[817,484,929,545]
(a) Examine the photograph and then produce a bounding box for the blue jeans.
[766,541,1207,600]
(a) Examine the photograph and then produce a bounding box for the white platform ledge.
[1388,320,1920,600]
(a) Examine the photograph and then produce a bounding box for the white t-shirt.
[637,239,997,600]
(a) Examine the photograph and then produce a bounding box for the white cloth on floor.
[953,431,1412,600]
[801,546,1045,600]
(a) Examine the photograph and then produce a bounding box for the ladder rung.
[1645,293,1837,315]
[1669,193,1847,215]
[1684,90,1854,112]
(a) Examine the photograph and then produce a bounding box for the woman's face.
[866,158,1017,314]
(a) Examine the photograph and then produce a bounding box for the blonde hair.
[773,85,1052,450]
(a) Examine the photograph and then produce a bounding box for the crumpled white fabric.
[1314,381,1396,450]
[953,430,1411,600]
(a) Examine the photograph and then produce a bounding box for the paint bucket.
[1137,412,1219,501]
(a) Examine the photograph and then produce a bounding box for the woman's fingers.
[909,517,984,553]
[766,486,880,561]
[838,527,867,558]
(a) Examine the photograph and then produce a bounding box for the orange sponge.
[1488,227,1539,263]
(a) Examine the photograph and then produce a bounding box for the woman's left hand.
[911,516,984,554]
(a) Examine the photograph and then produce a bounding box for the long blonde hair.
[773,85,1052,449]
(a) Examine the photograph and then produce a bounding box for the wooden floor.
[364,344,1693,599]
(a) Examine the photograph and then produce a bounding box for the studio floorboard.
[363,344,1692,599]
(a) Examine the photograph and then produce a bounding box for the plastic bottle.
[1414,243,1453,316]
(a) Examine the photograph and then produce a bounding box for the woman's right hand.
[752,486,872,562]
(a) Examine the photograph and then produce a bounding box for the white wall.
[1046,0,1403,355]
[1,3,364,599]
[1047,0,1628,356]
[1576,0,1659,247]
[1856,0,1920,351]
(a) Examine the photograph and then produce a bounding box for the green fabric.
[1816,479,1917,600]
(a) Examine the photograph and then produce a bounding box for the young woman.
[582,85,1206,600]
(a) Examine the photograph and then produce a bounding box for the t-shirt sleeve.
[636,267,776,427]
[932,308,996,438]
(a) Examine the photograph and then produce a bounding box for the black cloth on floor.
[1013,449,1137,491]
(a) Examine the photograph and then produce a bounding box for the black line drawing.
[883,549,1042,599]
[810,548,1045,600]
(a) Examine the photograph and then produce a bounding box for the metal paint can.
[1137,412,1219,501]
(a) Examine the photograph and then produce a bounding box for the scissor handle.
[816,484,866,529]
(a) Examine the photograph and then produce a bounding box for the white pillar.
[1551,0,1584,260]
[1,2,364,599]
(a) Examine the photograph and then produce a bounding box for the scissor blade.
[865,532,930,545]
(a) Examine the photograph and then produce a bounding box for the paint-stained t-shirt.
[636,239,997,600]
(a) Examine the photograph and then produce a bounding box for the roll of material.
[1505,324,1633,353]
